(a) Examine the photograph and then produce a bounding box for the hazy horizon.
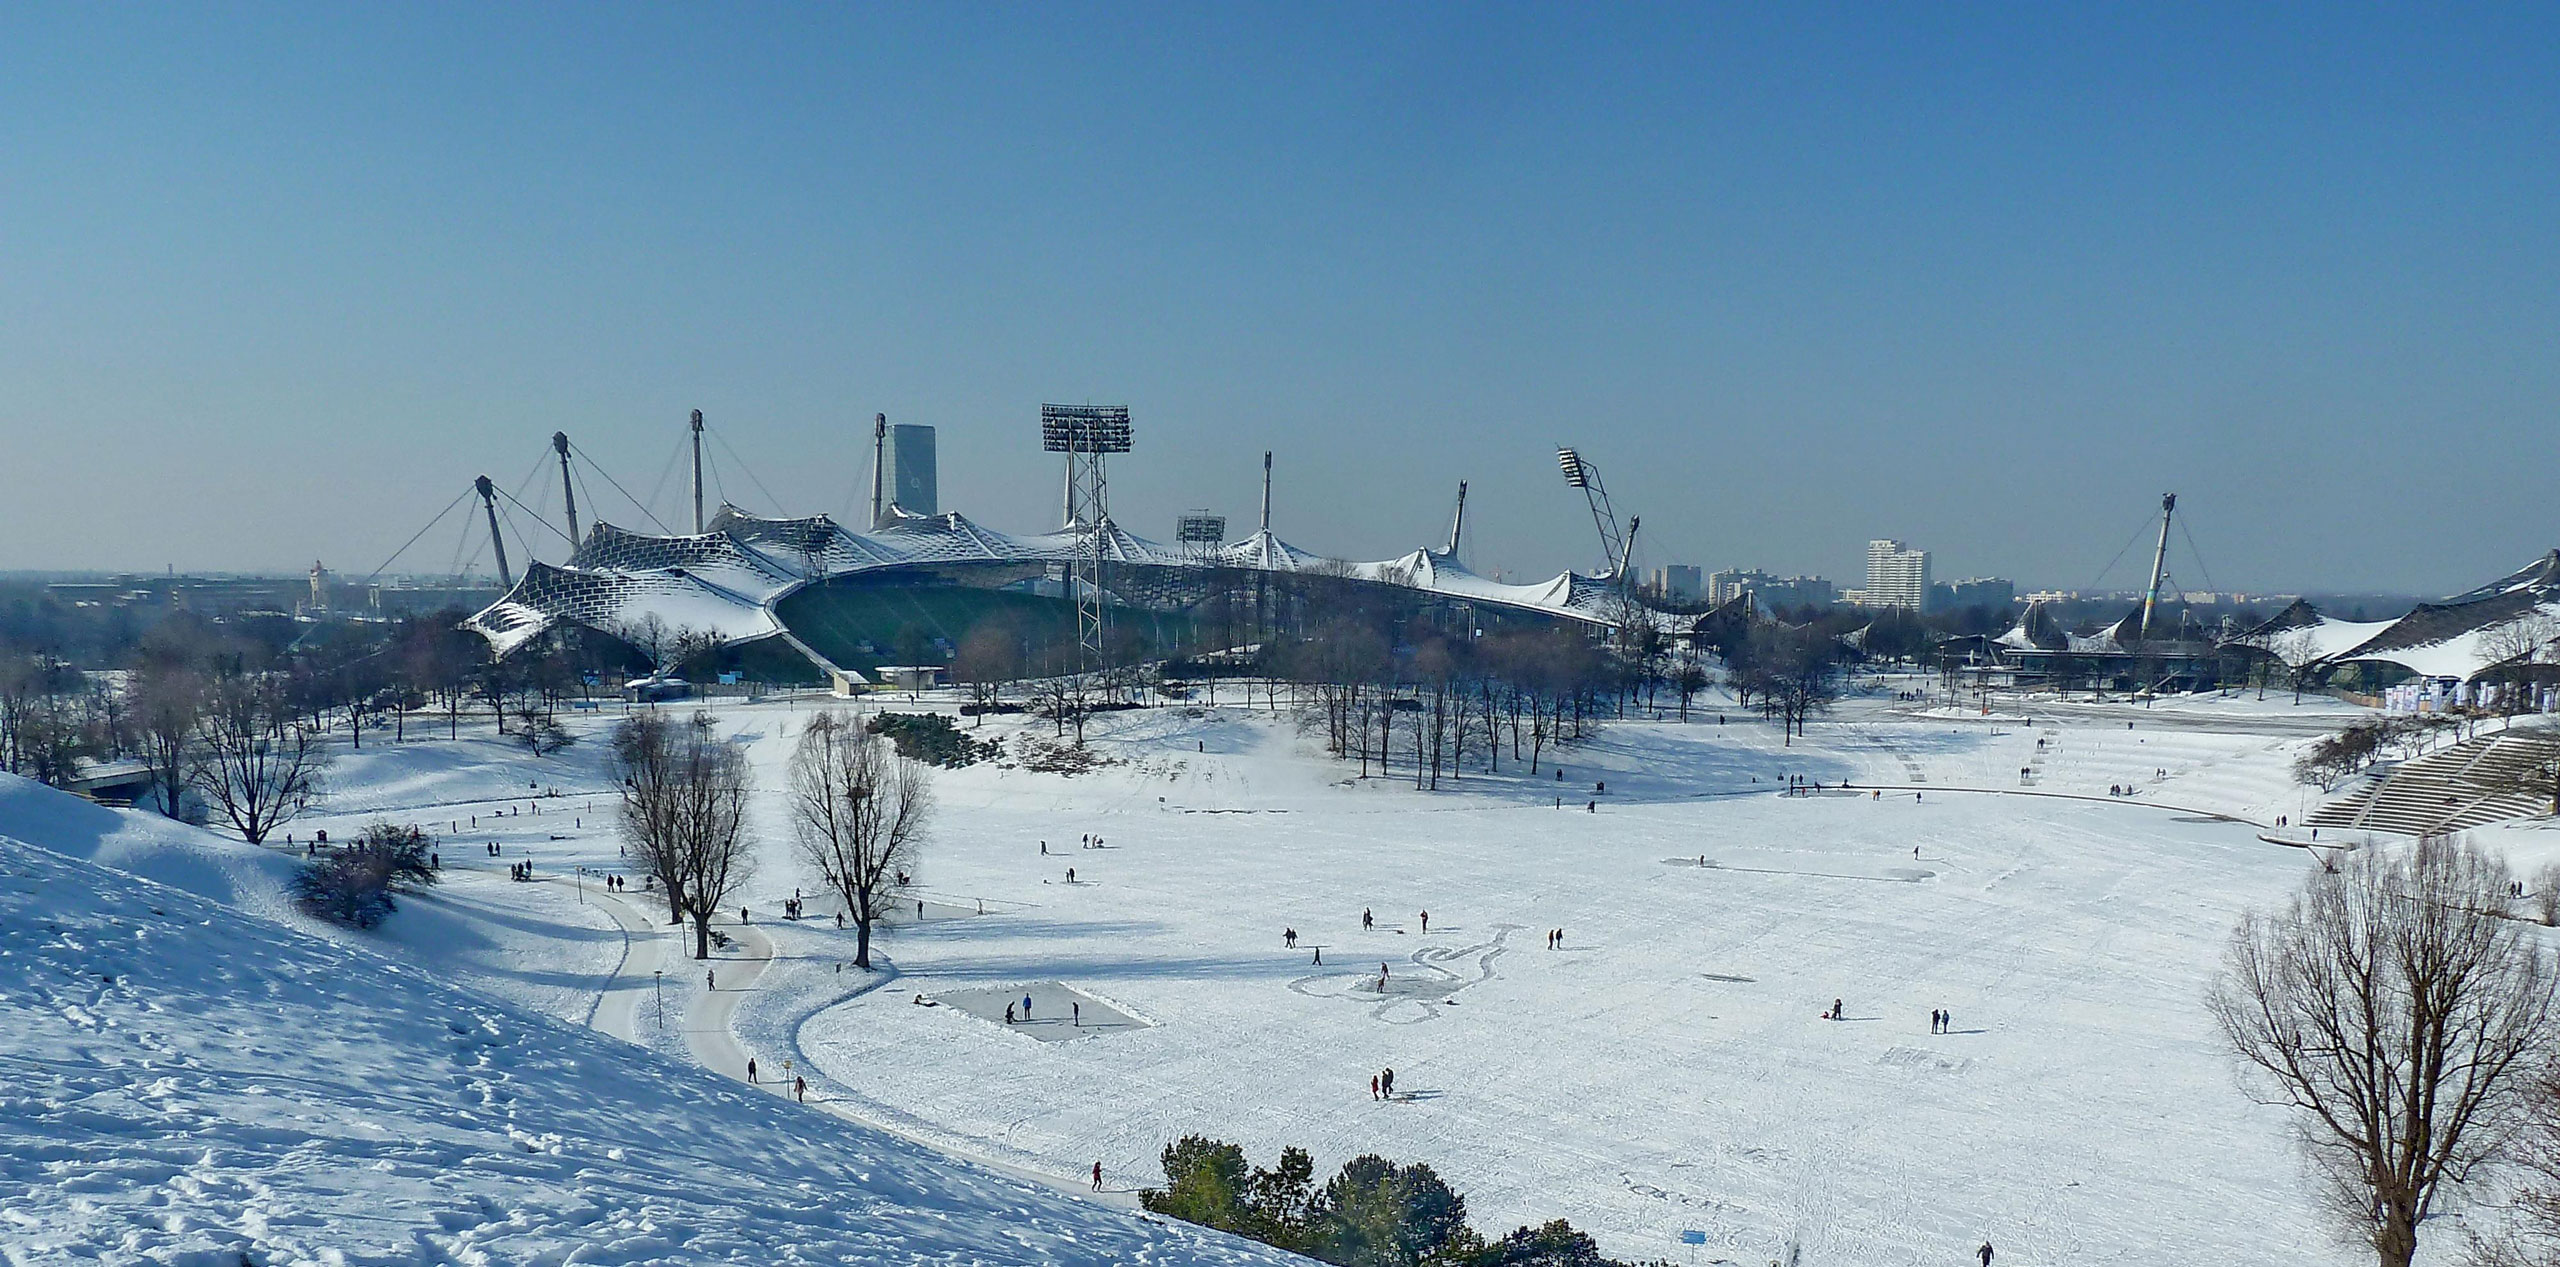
[4,7,2553,594]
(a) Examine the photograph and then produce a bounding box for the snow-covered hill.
[0,775,1299,1266]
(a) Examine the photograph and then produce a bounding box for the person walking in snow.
[1829,998,1843,1021]
[1005,1003,1015,1023]
[747,1058,758,1083]
[1370,1074,1380,1101]
[1419,910,1429,933]
[1363,907,1373,931]
[1978,1242,1994,1266]
[1066,867,1075,884]
[1382,1067,1395,1098]
[1023,992,1034,1018]
[1092,1162,1104,1191]
[708,968,716,991]
[1312,946,1322,965]
[794,1076,806,1102]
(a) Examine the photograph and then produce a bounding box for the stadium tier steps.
[2307,729,2559,837]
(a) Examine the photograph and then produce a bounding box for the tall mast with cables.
[1445,481,1468,559]
[553,432,580,549]
[2140,492,2176,641]
[474,475,514,589]
[689,410,707,533]
[1259,451,1273,534]
[869,413,888,530]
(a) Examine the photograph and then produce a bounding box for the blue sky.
[3,5,2553,593]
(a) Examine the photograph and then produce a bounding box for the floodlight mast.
[1040,404,1134,673]
[1556,447,1630,582]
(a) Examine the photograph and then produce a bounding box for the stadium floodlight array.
[1040,404,1133,454]
[1557,447,1591,489]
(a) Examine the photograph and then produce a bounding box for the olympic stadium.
[460,408,1648,687]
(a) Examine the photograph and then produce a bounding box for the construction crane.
[1556,446,1632,583]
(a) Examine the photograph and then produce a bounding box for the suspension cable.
[364,486,475,586]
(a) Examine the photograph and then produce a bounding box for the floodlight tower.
[552,431,581,548]
[1444,481,1469,560]
[1040,404,1134,669]
[2139,492,2178,642]
[1177,511,1227,563]
[689,410,707,533]
[474,475,514,589]
[1556,447,1630,583]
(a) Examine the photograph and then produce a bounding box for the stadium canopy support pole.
[475,475,514,590]
[1445,480,1468,558]
[553,431,581,549]
[870,412,887,530]
[690,409,707,533]
[2140,492,2176,641]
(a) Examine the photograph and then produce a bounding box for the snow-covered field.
[14,680,2507,1264]
[0,774,1302,1266]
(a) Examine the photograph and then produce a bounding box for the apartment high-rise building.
[1706,568,1835,609]
[1934,577,2016,611]
[882,424,938,518]
[1863,539,1931,611]
[1654,565,1702,601]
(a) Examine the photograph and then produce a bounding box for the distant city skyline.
[3,7,2554,595]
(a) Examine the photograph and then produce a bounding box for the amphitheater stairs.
[2307,729,2558,837]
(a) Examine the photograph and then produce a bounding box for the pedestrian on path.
[1024,992,1034,1018]
[1363,907,1373,930]
[1369,1074,1379,1101]
[1978,1243,1994,1266]
[794,1076,806,1102]
[1092,1161,1104,1191]
[1073,1001,1081,1027]
[1419,910,1429,933]
[707,968,716,991]
[747,1058,758,1083]
[1313,946,1322,965]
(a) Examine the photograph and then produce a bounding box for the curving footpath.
[576,883,1140,1211]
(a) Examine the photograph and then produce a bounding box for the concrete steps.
[2307,729,2557,837]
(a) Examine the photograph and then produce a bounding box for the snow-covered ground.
[0,773,1302,1266]
[20,680,2533,1264]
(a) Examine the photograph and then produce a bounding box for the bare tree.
[131,665,204,818]
[2473,1059,2560,1266]
[787,710,932,970]
[611,710,754,959]
[189,677,330,845]
[2210,836,2560,1267]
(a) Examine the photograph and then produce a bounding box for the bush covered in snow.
[292,820,439,928]
[868,712,1001,769]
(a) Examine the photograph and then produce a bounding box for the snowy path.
[583,886,1145,1210]
[588,884,675,1041]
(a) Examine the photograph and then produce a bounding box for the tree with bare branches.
[189,676,330,845]
[611,710,754,960]
[131,665,204,818]
[787,710,932,970]
[2210,836,2560,1267]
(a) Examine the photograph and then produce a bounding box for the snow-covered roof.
[2243,550,2560,682]
[466,505,1626,659]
